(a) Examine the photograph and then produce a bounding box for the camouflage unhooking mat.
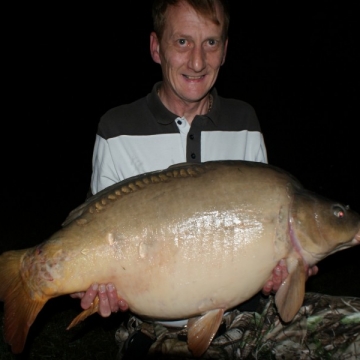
[115,293,360,359]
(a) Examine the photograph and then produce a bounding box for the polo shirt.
[91,82,267,195]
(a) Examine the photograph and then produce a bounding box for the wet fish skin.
[0,160,359,356]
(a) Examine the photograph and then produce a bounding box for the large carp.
[0,161,359,356]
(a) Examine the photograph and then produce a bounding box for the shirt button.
[189,134,194,140]
[191,153,196,159]
[177,120,182,125]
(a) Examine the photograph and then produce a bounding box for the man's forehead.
[163,2,224,36]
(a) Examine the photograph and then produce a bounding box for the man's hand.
[262,260,319,296]
[70,283,129,317]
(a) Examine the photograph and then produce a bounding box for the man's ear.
[221,38,228,66]
[150,32,161,64]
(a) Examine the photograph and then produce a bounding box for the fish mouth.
[355,231,360,243]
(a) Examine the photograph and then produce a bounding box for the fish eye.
[333,205,346,218]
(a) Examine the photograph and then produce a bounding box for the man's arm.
[91,134,121,194]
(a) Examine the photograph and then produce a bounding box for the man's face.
[151,1,228,104]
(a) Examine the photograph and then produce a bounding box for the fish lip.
[355,231,360,243]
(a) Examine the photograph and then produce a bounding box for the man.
[72,1,360,359]
[74,0,290,316]
[91,0,266,195]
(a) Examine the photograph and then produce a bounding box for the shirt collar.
[147,81,221,126]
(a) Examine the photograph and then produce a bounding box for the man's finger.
[262,280,274,296]
[70,291,85,299]
[119,298,129,311]
[98,284,111,317]
[106,284,120,312]
[81,283,99,310]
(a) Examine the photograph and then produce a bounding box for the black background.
[2,2,359,293]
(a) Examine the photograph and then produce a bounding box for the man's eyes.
[176,38,219,47]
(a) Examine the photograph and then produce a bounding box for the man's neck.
[157,88,212,125]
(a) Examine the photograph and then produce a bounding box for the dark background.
[3,2,359,239]
[1,2,359,356]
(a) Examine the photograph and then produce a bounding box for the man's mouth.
[183,75,205,80]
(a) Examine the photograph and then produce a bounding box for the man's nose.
[188,45,206,72]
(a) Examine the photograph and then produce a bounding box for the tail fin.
[0,250,48,354]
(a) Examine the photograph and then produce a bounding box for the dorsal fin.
[62,163,210,227]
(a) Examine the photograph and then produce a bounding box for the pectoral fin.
[67,296,99,330]
[275,256,306,322]
[187,308,224,357]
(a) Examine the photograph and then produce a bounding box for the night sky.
[2,2,359,292]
